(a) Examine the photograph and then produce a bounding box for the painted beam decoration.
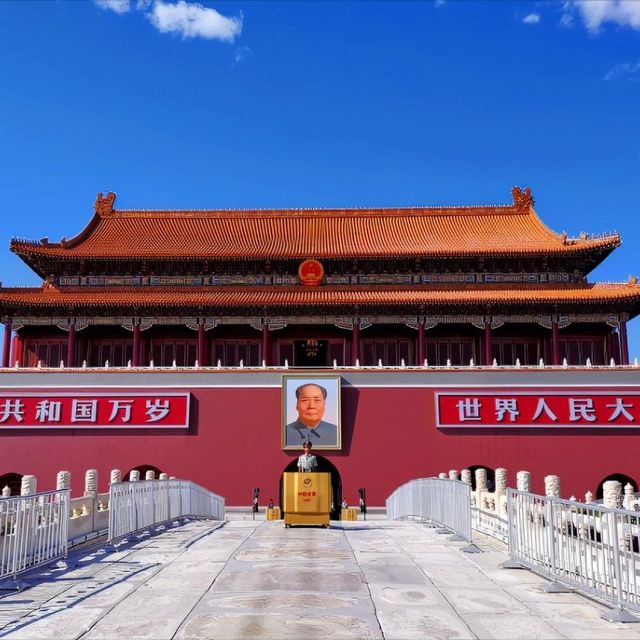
[0,392,190,429]
[437,390,640,428]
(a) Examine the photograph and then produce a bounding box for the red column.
[261,324,271,366]
[66,321,76,367]
[2,320,12,368]
[198,322,207,366]
[417,320,426,365]
[484,320,492,366]
[551,319,560,366]
[351,320,360,365]
[620,319,629,366]
[132,322,141,367]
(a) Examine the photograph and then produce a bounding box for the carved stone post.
[438,472,447,479]
[159,473,169,480]
[544,474,560,497]
[129,470,140,482]
[2,486,10,497]
[84,469,98,496]
[624,483,635,510]
[475,468,488,492]
[21,475,37,496]
[585,490,593,503]
[603,480,623,509]
[516,470,531,492]
[110,469,122,485]
[495,468,507,496]
[145,470,156,481]
[56,470,71,491]
[461,469,472,484]
[448,469,459,481]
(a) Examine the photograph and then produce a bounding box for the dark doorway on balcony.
[294,339,328,367]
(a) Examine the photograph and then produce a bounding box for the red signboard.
[0,392,190,429]
[436,390,640,428]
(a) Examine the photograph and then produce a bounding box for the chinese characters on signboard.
[436,391,640,428]
[0,393,190,429]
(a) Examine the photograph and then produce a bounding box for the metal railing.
[506,489,640,621]
[0,490,70,585]
[386,477,472,542]
[107,480,224,545]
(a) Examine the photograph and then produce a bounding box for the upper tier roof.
[10,188,620,262]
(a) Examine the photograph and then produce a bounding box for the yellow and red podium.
[283,472,331,528]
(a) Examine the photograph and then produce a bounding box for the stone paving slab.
[2,519,640,638]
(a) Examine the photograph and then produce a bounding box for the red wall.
[1,378,639,505]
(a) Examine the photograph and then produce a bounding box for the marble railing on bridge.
[439,466,640,543]
[1,467,174,546]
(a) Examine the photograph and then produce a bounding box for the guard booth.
[282,472,332,527]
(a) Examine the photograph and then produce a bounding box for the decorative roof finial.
[94,192,116,217]
[511,186,533,211]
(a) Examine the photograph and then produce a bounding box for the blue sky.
[0,0,639,358]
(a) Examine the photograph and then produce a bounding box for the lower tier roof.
[1,282,640,317]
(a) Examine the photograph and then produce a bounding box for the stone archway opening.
[467,465,496,492]
[0,472,23,497]
[124,464,163,481]
[596,473,637,501]
[280,456,342,520]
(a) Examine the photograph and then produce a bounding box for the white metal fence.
[386,477,472,542]
[107,479,225,545]
[506,489,640,620]
[0,490,70,585]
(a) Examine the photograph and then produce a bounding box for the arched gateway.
[280,457,342,520]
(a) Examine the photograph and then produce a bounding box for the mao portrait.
[282,375,341,450]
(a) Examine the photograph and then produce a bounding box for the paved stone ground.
[2,519,640,639]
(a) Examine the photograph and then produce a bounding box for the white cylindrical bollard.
[129,470,140,482]
[475,468,488,492]
[516,470,531,492]
[56,470,71,491]
[603,480,623,509]
[159,473,169,480]
[145,470,156,481]
[495,468,507,495]
[461,469,472,484]
[448,469,459,481]
[544,475,560,497]
[110,469,122,485]
[21,475,37,496]
[623,483,635,510]
[84,469,98,496]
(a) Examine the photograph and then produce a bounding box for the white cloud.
[563,0,640,33]
[95,0,131,13]
[604,61,640,81]
[522,13,541,25]
[148,1,242,41]
[234,46,252,64]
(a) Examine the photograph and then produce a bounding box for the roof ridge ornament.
[94,192,116,217]
[511,186,533,211]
